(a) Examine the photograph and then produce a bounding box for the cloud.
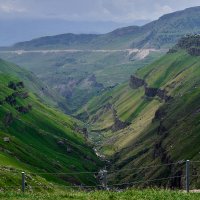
[0,1,26,13]
[151,4,174,20]
[0,0,199,22]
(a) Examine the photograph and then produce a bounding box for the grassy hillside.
[1,189,200,200]
[0,49,163,112]
[78,36,200,188]
[0,64,102,190]
[0,58,70,113]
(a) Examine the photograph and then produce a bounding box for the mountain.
[3,6,200,50]
[77,35,200,188]
[0,59,102,189]
[0,19,149,46]
[1,6,200,112]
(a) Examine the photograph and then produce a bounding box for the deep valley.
[1,5,200,194]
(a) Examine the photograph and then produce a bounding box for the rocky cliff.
[129,75,146,89]
[188,47,200,56]
[129,75,172,102]
[169,35,200,56]
[145,87,172,102]
[144,87,158,97]
[111,108,130,131]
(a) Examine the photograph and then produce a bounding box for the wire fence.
[1,160,200,192]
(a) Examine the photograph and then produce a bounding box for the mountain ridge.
[2,6,200,50]
[1,6,200,112]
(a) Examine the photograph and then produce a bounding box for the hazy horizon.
[1,0,200,46]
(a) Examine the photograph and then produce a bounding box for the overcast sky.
[0,0,200,22]
[0,0,200,46]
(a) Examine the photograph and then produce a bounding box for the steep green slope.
[3,6,200,50]
[0,49,163,112]
[0,63,102,190]
[79,35,200,188]
[0,59,70,113]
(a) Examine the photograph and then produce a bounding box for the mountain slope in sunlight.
[79,35,200,188]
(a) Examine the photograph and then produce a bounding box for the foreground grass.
[0,189,200,200]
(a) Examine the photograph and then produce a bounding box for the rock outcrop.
[111,108,130,131]
[74,125,88,138]
[5,94,17,106]
[169,35,200,56]
[145,87,158,97]
[157,89,172,102]
[129,76,172,101]
[188,47,200,56]
[8,81,24,90]
[129,75,146,89]
[16,104,32,114]
[154,108,166,120]
[157,121,168,135]
[5,81,30,108]
[145,87,172,102]
[177,34,200,50]
[112,117,130,131]
[3,137,10,143]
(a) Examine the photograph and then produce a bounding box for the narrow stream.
[93,147,110,189]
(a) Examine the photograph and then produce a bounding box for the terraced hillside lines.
[0,71,102,189]
[79,81,163,157]
[110,51,200,187]
[136,51,197,89]
[80,36,200,188]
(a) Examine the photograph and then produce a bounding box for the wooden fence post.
[22,172,25,192]
[186,160,190,193]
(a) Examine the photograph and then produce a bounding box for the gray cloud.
[0,0,200,22]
